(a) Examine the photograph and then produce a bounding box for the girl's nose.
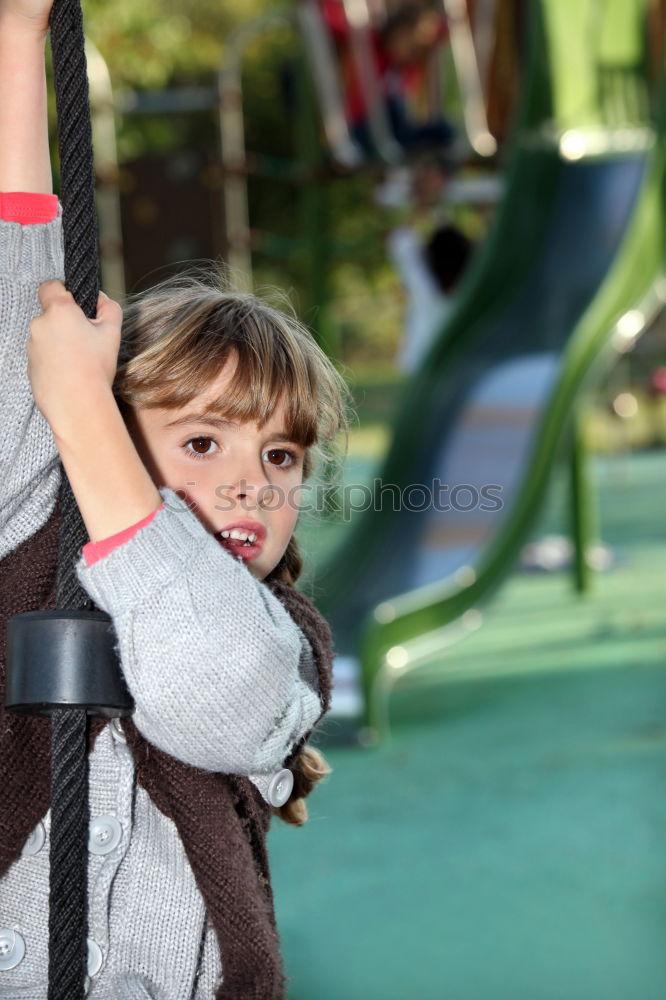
[234,457,268,495]
[220,453,272,508]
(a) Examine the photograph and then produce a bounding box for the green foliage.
[83,0,265,88]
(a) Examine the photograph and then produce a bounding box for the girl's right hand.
[0,0,53,36]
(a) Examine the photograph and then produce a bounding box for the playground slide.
[313,0,665,735]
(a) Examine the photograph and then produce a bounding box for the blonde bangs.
[202,345,319,449]
[114,273,349,463]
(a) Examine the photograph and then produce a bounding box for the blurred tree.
[62,0,494,371]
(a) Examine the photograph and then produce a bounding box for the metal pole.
[441,0,497,156]
[342,0,403,163]
[217,13,294,290]
[569,408,597,594]
[86,38,125,302]
[296,0,364,169]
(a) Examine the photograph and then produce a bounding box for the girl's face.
[126,357,305,580]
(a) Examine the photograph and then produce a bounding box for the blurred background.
[59,0,666,996]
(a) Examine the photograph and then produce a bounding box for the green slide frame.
[314,0,665,740]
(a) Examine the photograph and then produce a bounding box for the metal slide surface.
[320,152,647,639]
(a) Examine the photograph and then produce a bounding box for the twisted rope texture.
[48,710,89,1000]
[49,0,99,320]
[48,0,101,995]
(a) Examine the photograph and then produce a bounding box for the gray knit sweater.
[0,208,321,998]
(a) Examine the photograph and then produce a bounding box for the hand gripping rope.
[4,1,133,998]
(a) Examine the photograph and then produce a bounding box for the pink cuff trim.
[82,503,165,567]
[0,192,58,224]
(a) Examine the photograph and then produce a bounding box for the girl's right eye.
[184,437,219,460]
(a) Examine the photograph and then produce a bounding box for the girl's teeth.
[220,529,257,544]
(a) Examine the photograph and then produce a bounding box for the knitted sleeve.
[0,206,65,561]
[74,486,323,774]
[81,503,165,565]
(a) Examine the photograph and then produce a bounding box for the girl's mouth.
[215,524,265,562]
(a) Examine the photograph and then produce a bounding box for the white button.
[267,769,294,807]
[0,929,25,971]
[87,938,103,977]
[109,717,127,743]
[21,821,46,858]
[88,815,122,855]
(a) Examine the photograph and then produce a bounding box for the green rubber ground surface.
[269,449,666,1000]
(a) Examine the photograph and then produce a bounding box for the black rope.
[56,483,93,613]
[49,0,99,320]
[48,0,101,995]
[48,710,89,1000]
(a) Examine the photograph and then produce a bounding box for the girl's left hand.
[28,280,123,430]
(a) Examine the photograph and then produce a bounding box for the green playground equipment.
[314,0,666,741]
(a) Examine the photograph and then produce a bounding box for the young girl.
[0,2,348,997]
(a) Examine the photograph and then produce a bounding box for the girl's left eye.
[263,448,297,468]
[185,437,218,460]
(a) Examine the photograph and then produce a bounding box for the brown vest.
[0,493,333,999]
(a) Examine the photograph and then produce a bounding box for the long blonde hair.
[113,270,349,823]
